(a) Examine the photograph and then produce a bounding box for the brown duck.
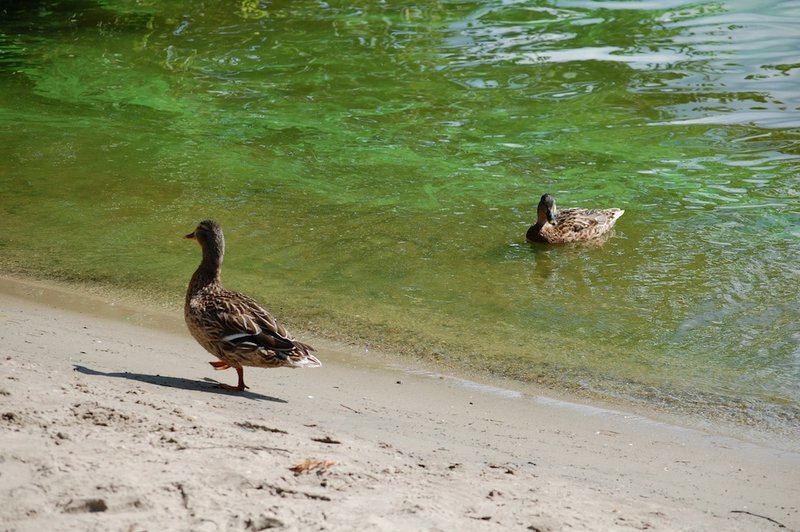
[526,193,624,244]
[184,220,320,391]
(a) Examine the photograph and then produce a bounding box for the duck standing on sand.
[184,220,320,392]
[526,194,624,244]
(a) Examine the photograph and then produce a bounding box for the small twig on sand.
[340,403,361,414]
[730,510,787,529]
[312,436,341,445]
[234,421,288,434]
[179,444,291,454]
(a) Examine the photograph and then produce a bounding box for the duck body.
[527,194,624,244]
[184,220,320,391]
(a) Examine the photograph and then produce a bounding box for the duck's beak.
[184,231,196,240]
[547,210,557,225]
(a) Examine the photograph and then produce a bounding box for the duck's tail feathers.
[607,209,624,226]
[294,352,322,368]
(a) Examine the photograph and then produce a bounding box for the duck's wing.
[557,208,604,229]
[555,208,623,241]
[206,290,318,366]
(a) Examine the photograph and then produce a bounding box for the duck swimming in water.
[526,194,624,244]
[184,220,320,392]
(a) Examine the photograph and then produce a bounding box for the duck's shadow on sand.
[73,365,287,403]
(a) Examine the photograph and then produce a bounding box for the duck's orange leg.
[209,360,231,370]
[215,367,249,392]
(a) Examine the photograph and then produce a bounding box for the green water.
[1,0,798,431]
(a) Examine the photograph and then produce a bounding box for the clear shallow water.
[1,0,798,431]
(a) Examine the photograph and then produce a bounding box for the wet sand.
[1,275,798,531]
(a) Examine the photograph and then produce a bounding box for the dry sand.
[1,275,798,531]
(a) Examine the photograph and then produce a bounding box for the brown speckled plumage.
[526,194,624,244]
[184,220,320,391]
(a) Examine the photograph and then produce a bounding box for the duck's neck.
[189,247,223,291]
[535,212,552,229]
[527,211,554,242]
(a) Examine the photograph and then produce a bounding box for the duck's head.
[537,194,558,225]
[185,219,225,262]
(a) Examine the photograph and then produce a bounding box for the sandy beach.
[1,275,798,531]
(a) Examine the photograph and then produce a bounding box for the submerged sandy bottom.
[0,275,798,531]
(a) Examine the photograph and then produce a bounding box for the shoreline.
[1,274,799,530]
[2,272,797,452]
